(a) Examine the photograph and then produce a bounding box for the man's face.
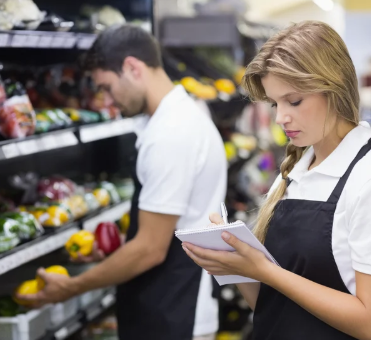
[92,68,146,117]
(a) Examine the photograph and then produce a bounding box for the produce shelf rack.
[39,288,116,340]
[0,200,131,276]
[0,118,135,161]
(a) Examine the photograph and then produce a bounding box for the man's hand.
[70,235,127,263]
[16,268,77,308]
[70,241,106,263]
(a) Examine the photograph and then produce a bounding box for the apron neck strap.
[327,138,371,204]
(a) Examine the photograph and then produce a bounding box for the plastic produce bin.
[0,306,51,340]
[49,297,79,328]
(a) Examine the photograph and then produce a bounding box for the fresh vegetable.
[66,195,89,218]
[98,182,120,204]
[1,212,44,240]
[118,213,130,234]
[214,79,236,95]
[65,230,95,259]
[13,280,39,306]
[37,176,75,202]
[43,205,70,227]
[93,188,110,207]
[0,218,21,252]
[36,265,69,290]
[0,296,22,316]
[0,80,36,139]
[95,222,121,255]
[84,193,100,211]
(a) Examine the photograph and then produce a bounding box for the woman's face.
[261,73,336,148]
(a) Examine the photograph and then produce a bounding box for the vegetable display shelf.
[0,21,151,50]
[40,289,116,340]
[0,200,131,276]
[0,118,135,161]
[0,223,79,276]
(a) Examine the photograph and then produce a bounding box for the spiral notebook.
[175,220,279,285]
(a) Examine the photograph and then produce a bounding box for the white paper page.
[176,221,278,285]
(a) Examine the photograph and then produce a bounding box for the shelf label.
[64,37,77,48]
[0,33,10,47]
[59,131,78,147]
[78,36,96,50]
[101,294,115,308]
[40,135,59,150]
[11,34,27,47]
[24,35,40,48]
[51,37,66,48]
[2,143,19,158]
[17,140,39,155]
[54,327,68,340]
[38,36,53,48]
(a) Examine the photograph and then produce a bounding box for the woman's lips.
[285,130,301,138]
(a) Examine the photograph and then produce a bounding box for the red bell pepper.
[95,222,121,255]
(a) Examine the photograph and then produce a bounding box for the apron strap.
[327,138,371,204]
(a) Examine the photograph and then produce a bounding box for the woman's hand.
[182,213,274,283]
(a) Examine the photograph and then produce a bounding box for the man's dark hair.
[83,24,163,73]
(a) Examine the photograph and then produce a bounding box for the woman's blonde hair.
[244,21,360,243]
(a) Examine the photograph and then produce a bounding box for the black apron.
[253,139,371,340]
[116,145,203,340]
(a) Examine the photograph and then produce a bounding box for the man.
[20,25,227,340]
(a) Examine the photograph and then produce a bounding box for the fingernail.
[222,232,230,240]
[182,246,188,252]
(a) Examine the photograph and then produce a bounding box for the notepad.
[175,220,279,285]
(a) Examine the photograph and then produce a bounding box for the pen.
[220,202,228,224]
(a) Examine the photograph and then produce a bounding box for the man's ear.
[122,56,142,79]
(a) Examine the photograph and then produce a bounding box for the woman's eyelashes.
[290,100,302,107]
[270,100,302,108]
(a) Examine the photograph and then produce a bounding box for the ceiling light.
[313,0,334,11]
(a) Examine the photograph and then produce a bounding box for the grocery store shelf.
[79,118,135,143]
[0,128,78,160]
[82,200,131,232]
[0,30,95,50]
[0,200,131,276]
[0,118,135,161]
[0,223,79,276]
[0,22,151,50]
[40,290,116,340]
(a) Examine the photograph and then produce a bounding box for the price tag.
[218,92,231,102]
[39,135,57,150]
[24,35,40,48]
[38,36,53,48]
[17,140,39,155]
[78,36,96,50]
[54,327,68,340]
[111,121,123,136]
[64,37,76,48]
[101,294,115,308]
[59,132,78,147]
[51,37,66,48]
[2,143,19,158]
[0,33,9,47]
[116,119,134,135]
[11,34,27,47]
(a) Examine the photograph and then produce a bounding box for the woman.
[182,21,371,340]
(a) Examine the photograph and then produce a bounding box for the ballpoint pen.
[220,202,228,224]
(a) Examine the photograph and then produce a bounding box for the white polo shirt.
[135,85,227,336]
[268,121,371,295]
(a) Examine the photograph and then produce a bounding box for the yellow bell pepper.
[65,231,95,260]
[36,265,70,290]
[93,188,110,207]
[44,206,70,227]
[13,280,40,306]
[119,213,130,234]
